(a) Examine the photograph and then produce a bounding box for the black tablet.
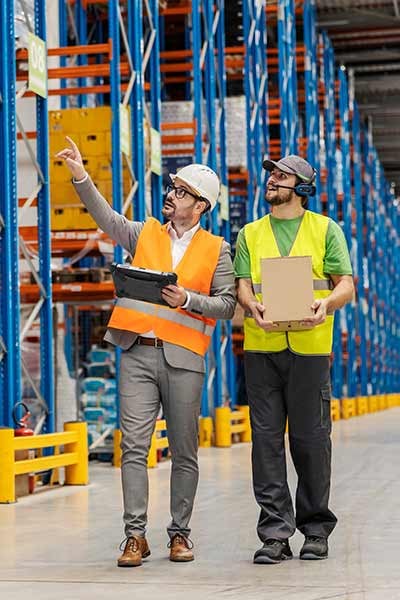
[109,262,177,306]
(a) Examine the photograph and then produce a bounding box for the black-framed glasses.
[166,184,200,201]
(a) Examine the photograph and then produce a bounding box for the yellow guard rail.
[0,421,88,503]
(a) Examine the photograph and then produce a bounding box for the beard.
[265,190,293,206]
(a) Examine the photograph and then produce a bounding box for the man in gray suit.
[57,138,236,567]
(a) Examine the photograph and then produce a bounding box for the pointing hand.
[56,136,86,181]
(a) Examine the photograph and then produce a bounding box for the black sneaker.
[253,539,293,564]
[300,536,328,560]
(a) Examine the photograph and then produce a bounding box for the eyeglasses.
[166,184,200,201]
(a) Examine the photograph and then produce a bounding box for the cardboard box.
[261,256,315,331]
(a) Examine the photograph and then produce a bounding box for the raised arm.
[56,136,142,254]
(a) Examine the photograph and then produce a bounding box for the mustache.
[163,197,175,209]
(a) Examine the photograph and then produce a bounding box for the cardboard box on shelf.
[80,132,110,157]
[50,182,81,207]
[50,158,72,183]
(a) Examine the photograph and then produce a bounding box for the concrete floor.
[1,408,400,600]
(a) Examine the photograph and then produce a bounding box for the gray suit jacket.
[73,177,236,373]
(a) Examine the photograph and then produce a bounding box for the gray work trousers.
[119,343,204,539]
[244,349,338,542]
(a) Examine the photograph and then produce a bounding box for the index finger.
[65,136,79,152]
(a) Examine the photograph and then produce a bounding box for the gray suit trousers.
[119,342,204,539]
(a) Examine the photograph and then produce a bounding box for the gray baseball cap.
[263,155,316,183]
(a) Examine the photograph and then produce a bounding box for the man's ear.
[195,200,205,214]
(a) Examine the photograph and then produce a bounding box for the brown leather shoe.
[117,535,150,567]
[168,534,194,562]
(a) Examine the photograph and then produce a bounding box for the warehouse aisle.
[1,409,399,600]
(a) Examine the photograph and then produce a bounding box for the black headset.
[296,167,317,197]
[293,182,316,197]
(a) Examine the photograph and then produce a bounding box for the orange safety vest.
[108,218,223,356]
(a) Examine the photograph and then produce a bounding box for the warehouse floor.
[1,408,399,600]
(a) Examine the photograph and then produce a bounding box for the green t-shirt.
[233,214,353,278]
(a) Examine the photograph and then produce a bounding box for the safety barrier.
[214,406,251,448]
[113,419,169,469]
[339,394,399,420]
[147,420,169,468]
[0,422,88,504]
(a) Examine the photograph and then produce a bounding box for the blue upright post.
[192,0,202,162]
[109,0,123,423]
[322,34,341,398]
[363,123,378,395]
[351,104,368,396]
[243,0,269,222]
[278,0,298,155]
[338,67,357,398]
[128,0,146,221]
[303,0,320,212]
[277,0,288,155]
[0,0,21,426]
[76,0,88,108]
[149,0,163,220]
[216,0,235,406]
[35,0,55,433]
[58,0,68,108]
[203,0,222,411]
[322,33,338,222]
[362,123,373,395]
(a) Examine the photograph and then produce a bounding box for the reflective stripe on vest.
[243,211,334,356]
[107,218,223,356]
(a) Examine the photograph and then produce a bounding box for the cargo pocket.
[320,386,331,430]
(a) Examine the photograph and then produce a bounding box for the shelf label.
[28,33,47,98]
[150,128,162,176]
[219,184,229,221]
[119,104,131,157]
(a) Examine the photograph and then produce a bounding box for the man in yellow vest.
[234,155,354,564]
[57,138,236,567]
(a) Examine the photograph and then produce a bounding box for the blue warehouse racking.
[1,0,399,451]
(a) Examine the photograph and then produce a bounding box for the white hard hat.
[170,163,220,211]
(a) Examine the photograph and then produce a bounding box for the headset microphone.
[273,183,316,198]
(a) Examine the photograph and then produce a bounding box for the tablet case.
[109,262,177,306]
[260,255,315,331]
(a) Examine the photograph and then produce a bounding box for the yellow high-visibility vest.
[108,218,223,356]
[243,211,334,355]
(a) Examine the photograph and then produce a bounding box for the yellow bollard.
[214,406,232,447]
[0,428,16,503]
[147,432,157,468]
[330,399,341,421]
[356,396,369,416]
[368,395,378,413]
[378,394,388,411]
[199,417,213,448]
[386,393,394,409]
[64,421,89,485]
[237,406,252,443]
[341,398,357,419]
[113,429,122,468]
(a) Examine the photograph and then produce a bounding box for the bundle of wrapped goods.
[225,96,247,168]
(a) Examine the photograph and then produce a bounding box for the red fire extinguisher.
[13,402,35,493]
[13,402,34,436]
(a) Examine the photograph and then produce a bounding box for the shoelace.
[119,536,139,552]
[305,535,324,543]
[167,534,194,550]
[265,538,287,547]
